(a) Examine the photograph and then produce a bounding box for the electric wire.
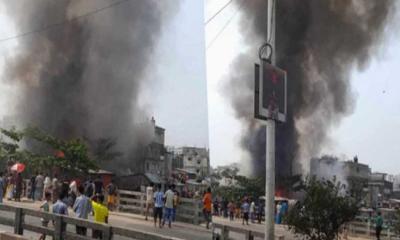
[206,0,245,51]
[268,0,275,44]
[0,0,129,43]
[204,0,234,26]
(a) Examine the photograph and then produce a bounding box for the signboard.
[254,60,287,122]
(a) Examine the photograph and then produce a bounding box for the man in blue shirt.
[53,192,68,232]
[153,184,164,228]
[73,185,92,236]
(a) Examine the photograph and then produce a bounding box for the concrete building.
[392,174,400,199]
[141,117,168,178]
[310,156,371,195]
[311,156,373,208]
[368,172,393,208]
[174,146,210,177]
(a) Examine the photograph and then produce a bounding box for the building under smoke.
[226,0,395,181]
[2,0,179,174]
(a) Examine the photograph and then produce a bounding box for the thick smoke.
[226,0,394,178]
[2,0,179,174]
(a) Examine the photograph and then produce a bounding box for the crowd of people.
[211,197,265,225]
[210,196,290,226]
[0,171,118,239]
[144,183,180,228]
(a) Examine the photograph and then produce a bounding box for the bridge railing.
[0,204,183,240]
[212,223,285,240]
[117,189,204,225]
[347,221,399,239]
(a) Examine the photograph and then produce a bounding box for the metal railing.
[0,204,183,240]
[211,223,285,240]
[117,190,204,225]
[347,221,399,239]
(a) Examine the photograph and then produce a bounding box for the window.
[197,160,201,165]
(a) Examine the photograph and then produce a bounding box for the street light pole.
[265,0,276,239]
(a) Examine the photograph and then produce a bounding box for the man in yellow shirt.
[91,195,109,239]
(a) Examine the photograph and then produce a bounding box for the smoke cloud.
[2,0,179,173]
[226,0,394,178]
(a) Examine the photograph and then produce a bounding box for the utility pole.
[265,0,275,239]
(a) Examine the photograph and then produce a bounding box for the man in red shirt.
[203,187,212,229]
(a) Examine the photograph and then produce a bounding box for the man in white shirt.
[162,185,175,228]
[145,183,154,221]
[250,200,256,223]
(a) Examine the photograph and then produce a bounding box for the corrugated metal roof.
[144,173,163,183]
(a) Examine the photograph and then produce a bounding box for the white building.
[175,146,210,177]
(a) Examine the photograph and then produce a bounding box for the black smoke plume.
[226,0,394,178]
[2,0,179,174]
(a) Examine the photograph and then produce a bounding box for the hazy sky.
[205,0,400,174]
[0,1,209,149]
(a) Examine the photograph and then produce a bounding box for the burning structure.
[226,0,395,182]
[2,1,179,174]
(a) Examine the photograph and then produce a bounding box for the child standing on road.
[39,192,51,240]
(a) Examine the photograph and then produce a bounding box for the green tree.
[286,177,359,240]
[0,126,97,174]
[394,209,400,235]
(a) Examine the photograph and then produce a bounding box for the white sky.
[205,0,400,175]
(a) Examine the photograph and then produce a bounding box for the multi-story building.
[368,172,393,208]
[392,174,400,199]
[310,156,371,195]
[141,117,167,177]
[173,146,210,177]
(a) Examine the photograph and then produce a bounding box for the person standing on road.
[228,201,235,221]
[84,179,95,198]
[14,172,22,202]
[43,174,52,199]
[106,180,117,211]
[6,173,14,200]
[202,187,212,229]
[153,184,164,228]
[35,173,44,201]
[145,183,154,221]
[53,192,69,233]
[39,192,51,240]
[73,185,92,236]
[172,189,179,222]
[52,175,59,203]
[375,211,383,240]
[241,199,250,225]
[163,185,175,228]
[29,174,36,201]
[250,200,256,223]
[0,172,4,203]
[94,177,103,195]
[275,201,282,224]
[91,194,109,239]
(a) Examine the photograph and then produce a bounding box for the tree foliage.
[286,177,359,240]
[395,209,400,235]
[0,126,97,174]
